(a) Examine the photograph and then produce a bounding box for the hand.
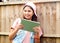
[15,24,24,30]
[33,26,40,34]
[33,26,43,36]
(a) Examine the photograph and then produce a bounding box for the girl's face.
[23,6,34,20]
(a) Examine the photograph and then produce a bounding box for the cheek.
[23,12,26,16]
[23,11,25,14]
[30,12,34,17]
[23,14,26,17]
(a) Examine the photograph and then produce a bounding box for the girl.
[9,2,43,43]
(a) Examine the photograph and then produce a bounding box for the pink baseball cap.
[24,2,37,16]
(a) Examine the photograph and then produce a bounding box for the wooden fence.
[0,0,60,43]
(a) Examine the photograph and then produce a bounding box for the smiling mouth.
[26,15,30,17]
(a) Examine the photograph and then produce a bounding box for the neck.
[24,17,32,21]
[26,19,32,21]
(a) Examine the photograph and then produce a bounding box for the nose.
[25,11,29,15]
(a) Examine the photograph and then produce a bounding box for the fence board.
[0,6,1,32]
[0,1,60,43]
[1,6,6,32]
[56,2,60,34]
[5,6,10,32]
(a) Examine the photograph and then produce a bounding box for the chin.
[24,17,30,20]
[25,17,30,19]
[26,18,30,20]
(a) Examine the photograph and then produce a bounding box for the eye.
[28,10,31,12]
[24,10,27,12]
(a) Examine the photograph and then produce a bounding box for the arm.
[9,24,24,40]
[33,26,43,43]
[34,33,40,43]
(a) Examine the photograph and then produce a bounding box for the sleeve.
[39,26,43,37]
[11,18,21,29]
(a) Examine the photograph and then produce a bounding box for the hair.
[23,5,37,22]
[0,0,2,2]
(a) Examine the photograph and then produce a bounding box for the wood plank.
[56,3,60,43]
[18,5,24,18]
[41,37,56,43]
[0,35,11,43]
[1,6,6,32]
[0,6,1,32]
[43,34,60,37]
[0,36,1,43]
[56,2,60,34]
[5,6,10,32]
[50,3,56,34]
[0,32,9,35]
[0,36,5,43]
[40,4,46,35]
[45,3,51,34]
[13,5,19,19]
[56,38,60,43]
[5,36,10,43]
[8,5,15,28]
[0,0,60,5]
